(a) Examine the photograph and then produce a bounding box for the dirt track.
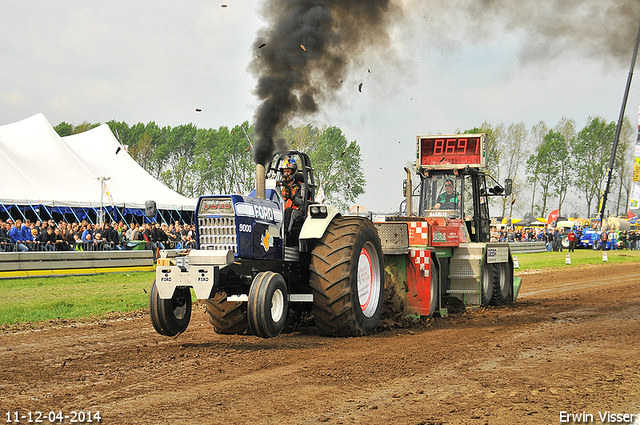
[1,262,640,425]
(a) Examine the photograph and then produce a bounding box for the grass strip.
[2,248,640,326]
[513,248,640,270]
[0,272,155,326]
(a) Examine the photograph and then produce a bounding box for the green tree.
[105,120,130,143]
[53,122,74,137]
[230,124,257,195]
[287,125,365,211]
[119,121,164,180]
[553,118,576,217]
[570,117,616,217]
[193,127,225,195]
[527,120,549,217]
[501,122,529,218]
[282,124,321,153]
[71,121,99,134]
[157,124,199,196]
[526,130,565,217]
[193,124,253,197]
[464,123,506,216]
[53,121,99,136]
[464,123,503,183]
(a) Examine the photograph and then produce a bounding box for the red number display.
[419,135,485,168]
[456,138,467,154]
[433,139,444,155]
[445,139,456,154]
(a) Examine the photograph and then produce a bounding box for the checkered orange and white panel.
[408,222,430,244]
[410,249,430,277]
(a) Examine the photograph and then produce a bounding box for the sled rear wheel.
[149,279,192,336]
[427,259,440,317]
[480,260,493,308]
[490,262,513,305]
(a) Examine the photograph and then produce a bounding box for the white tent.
[0,113,196,220]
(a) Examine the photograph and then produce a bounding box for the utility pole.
[96,176,111,226]
[597,21,640,223]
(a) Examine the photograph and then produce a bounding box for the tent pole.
[69,208,81,224]
[41,204,54,222]
[15,205,27,222]
[104,206,115,224]
[28,203,43,223]
[1,203,15,222]
[116,206,127,224]
[85,205,93,224]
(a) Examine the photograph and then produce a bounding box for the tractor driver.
[279,156,305,243]
[433,178,459,210]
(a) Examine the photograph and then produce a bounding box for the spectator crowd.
[491,226,640,251]
[0,218,196,253]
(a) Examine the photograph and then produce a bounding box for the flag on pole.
[103,182,115,206]
[628,97,640,211]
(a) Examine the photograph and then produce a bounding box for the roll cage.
[266,150,317,214]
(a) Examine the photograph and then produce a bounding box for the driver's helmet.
[279,156,298,182]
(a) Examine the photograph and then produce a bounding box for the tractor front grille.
[197,216,237,253]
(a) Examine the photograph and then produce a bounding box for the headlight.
[310,205,328,218]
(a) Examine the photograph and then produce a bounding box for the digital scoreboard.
[416,134,487,169]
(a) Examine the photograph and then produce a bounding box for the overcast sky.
[2,0,640,216]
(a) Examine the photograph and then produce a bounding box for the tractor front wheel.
[247,271,288,338]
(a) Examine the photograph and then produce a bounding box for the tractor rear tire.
[490,262,513,305]
[309,217,385,336]
[149,279,192,336]
[206,292,248,335]
[247,271,288,339]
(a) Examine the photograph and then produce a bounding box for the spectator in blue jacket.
[8,219,30,251]
[81,225,94,243]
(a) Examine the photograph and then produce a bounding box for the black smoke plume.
[249,0,640,165]
[409,0,640,65]
[249,0,396,165]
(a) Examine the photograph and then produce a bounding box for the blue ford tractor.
[149,151,385,338]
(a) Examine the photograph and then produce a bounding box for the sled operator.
[433,178,459,210]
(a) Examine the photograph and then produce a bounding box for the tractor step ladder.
[447,243,484,306]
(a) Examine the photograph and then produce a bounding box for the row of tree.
[54,121,366,211]
[467,116,635,219]
[55,115,635,219]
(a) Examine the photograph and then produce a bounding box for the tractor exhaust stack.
[256,163,266,199]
